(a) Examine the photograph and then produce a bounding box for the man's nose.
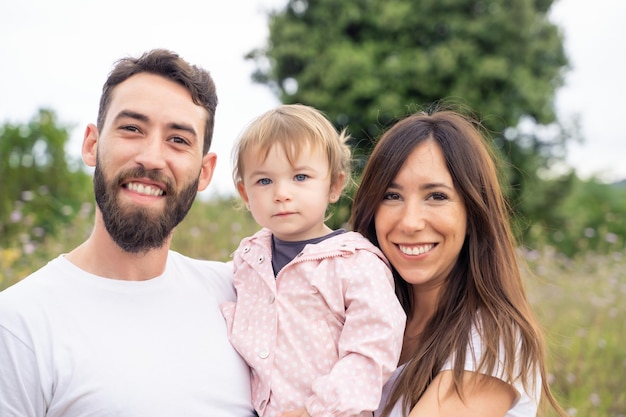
[134,136,167,171]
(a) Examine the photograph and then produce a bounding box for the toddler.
[221,104,405,417]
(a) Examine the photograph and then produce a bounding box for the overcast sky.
[1,0,624,197]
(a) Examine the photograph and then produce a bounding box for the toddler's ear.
[329,171,346,203]
[237,182,250,208]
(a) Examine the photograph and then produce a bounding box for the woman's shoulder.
[442,314,541,415]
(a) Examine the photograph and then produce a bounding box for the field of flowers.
[1,197,624,416]
[522,247,626,416]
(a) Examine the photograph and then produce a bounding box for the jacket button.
[258,348,269,359]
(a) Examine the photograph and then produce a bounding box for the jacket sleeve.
[305,250,406,417]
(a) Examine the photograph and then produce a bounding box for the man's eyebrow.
[114,110,149,123]
[169,122,197,138]
[113,110,197,138]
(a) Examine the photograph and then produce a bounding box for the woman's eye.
[382,192,401,201]
[294,174,308,182]
[430,192,448,201]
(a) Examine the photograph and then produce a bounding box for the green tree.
[0,109,92,250]
[247,0,571,243]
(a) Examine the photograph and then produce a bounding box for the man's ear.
[197,152,217,192]
[82,124,99,167]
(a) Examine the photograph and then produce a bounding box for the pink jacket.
[221,228,406,417]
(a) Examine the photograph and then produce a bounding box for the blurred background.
[1,1,625,415]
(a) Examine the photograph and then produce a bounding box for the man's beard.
[93,160,199,253]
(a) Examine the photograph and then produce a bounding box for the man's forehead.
[104,74,206,128]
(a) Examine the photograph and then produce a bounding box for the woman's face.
[374,139,467,290]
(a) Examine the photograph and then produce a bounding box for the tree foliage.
[247,0,573,245]
[0,109,92,250]
[543,178,626,256]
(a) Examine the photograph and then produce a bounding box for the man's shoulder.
[0,255,65,300]
[167,251,235,299]
[0,255,70,330]
[167,251,232,274]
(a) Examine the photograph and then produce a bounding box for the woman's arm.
[408,370,517,417]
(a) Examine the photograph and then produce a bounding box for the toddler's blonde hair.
[232,104,351,195]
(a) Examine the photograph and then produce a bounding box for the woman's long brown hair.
[351,109,566,416]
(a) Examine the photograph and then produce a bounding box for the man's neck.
[65,221,171,281]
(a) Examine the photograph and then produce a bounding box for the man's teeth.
[127,182,164,196]
[399,244,434,255]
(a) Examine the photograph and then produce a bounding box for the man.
[0,49,254,417]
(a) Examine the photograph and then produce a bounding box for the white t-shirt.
[375,323,541,417]
[0,252,254,417]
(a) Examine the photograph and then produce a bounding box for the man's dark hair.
[97,49,218,154]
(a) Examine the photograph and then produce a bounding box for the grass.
[1,197,625,415]
[522,247,626,416]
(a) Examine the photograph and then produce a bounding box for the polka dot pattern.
[221,229,406,417]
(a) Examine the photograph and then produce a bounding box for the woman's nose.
[398,201,426,233]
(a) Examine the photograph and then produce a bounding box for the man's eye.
[121,125,139,132]
[170,136,189,145]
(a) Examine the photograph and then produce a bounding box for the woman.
[351,109,566,416]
